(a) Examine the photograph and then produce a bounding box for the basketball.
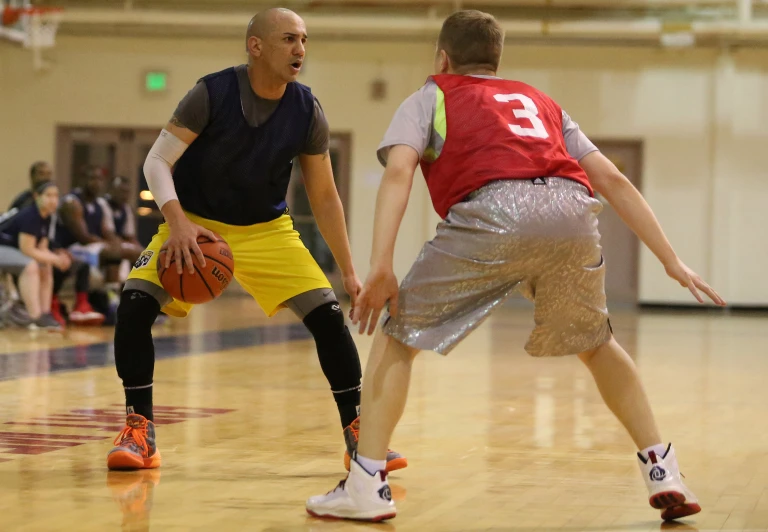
[157,234,235,304]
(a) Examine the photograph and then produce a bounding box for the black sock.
[303,302,363,429]
[334,387,362,428]
[124,385,154,421]
[115,289,160,422]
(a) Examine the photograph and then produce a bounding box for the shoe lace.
[114,424,148,452]
[347,418,360,442]
[326,478,347,495]
[345,417,396,454]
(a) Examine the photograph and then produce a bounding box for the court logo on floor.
[0,405,235,461]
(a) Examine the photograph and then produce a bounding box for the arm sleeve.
[561,110,599,161]
[143,130,189,209]
[377,84,435,166]
[302,98,331,155]
[173,81,211,134]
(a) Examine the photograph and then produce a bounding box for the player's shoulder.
[288,81,317,114]
[418,77,439,94]
[291,81,316,107]
[398,79,438,109]
[292,80,313,95]
[198,66,237,84]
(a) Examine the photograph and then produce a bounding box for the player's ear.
[247,36,262,57]
[436,49,450,74]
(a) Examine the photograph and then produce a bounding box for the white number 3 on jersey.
[493,93,549,139]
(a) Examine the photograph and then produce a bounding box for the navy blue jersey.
[57,189,108,247]
[173,67,315,226]
[107,197,134,239]
[0,204,51,249]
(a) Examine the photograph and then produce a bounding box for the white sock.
[640,443,669,460]
[355,454,386,476]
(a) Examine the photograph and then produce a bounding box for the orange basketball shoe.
[343,417,407,473]
[107,414,162,470]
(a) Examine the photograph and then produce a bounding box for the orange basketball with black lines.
[157,234,235,304]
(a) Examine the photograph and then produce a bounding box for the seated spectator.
[8,161,54,211]
[103,176,144,283]
[57,166,142,270]
[4,162,104,327]
[106,176,140,247]
[49,251,106,327]
[0,182,69,330]
[101,175,167,327]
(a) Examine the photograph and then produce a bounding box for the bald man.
[107,8,407,473]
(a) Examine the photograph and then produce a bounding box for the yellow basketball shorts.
[127,212,331,318]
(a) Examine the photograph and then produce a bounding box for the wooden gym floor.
[0,295,766,531]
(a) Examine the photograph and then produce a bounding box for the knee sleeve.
[114,289,160,387]
[303,301,362,397]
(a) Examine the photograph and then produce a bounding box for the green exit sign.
[145,71,168,92]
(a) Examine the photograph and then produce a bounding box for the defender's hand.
[664,258,726,306]
[351,268,400,336]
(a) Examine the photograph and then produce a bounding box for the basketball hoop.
[0,5,63,70]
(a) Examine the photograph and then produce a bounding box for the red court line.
[5,422,122,432]
[0,431,105,440]
[0,405,237,460]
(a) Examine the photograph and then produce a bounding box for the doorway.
[591,140,643,306]
[55,126,163,246]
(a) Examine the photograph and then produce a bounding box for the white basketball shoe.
[638,443,701,521]
[306,459,396,522]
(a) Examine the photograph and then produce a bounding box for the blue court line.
[0,323,312,382]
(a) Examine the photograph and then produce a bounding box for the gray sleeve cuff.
[377,85,435,166]
[562,110,599,161]
[377,141,425,167]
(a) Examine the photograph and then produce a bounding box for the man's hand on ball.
[162,217,217,275]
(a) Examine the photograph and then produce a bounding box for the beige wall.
[1,36,766,305]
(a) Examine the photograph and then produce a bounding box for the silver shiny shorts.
[384,178,612,357]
